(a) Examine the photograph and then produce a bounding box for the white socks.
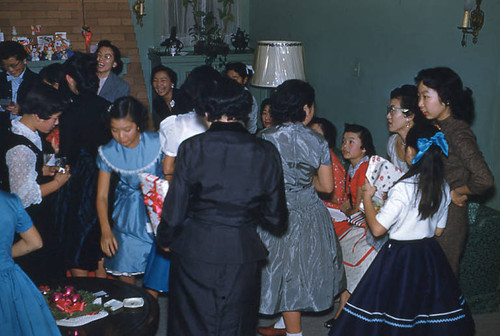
[286,332,303,336]
[274,316,285,329]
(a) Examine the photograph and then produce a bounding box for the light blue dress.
[258,123,346,314]
[97,132,164,276]
[0,191,61,336]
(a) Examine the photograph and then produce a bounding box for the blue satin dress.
[97,132,165,277]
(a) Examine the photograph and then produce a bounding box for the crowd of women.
[0,38,494,336]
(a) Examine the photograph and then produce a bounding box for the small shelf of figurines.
[8,26,73,63]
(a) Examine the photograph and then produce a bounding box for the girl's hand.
[361,178,376,199]
[53,165,71,186]
[339,199,351,214]
[101,227,118,257]
[451,189,468,207]
[43,165,58,176]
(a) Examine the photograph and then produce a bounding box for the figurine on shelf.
[231,28,249,53]
[160,26,183,56]
[60,50,68,60]
[31,48,40,62]
[45,44,54,60]
[11,26,17,41]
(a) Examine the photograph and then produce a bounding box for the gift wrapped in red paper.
[139,173,169,235]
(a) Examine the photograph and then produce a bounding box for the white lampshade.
[250,40,306,88]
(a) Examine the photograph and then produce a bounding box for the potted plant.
[183,0,234,67]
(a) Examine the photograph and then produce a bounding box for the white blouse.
[376,176,450,240]
[158,111,207,157]
[386,133,409,173]
[6,119,43,208]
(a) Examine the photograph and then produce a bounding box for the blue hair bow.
[411,131,449,164]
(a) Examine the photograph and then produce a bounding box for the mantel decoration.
[231,27,249,53]
[160,26,184,56]
[81,0,92,53]
[183,0,234,66]
[13,26,73,61]
[251,41,306,88]
[458,0,484,46]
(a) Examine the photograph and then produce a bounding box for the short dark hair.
[402,122,446,219]
[260,98,271,115]
[204,76,252,122]
[225,62,253,80]
[415,67,474,124]
[19,84,66,119]
[270,79,315,124]
[390,84,426,125]
[39,63,65,87]
[0,41,28,61]
[63,52,99,96]
[343,123,376,157]
[108,96,148,130]
[310,117,337,149]
[181,65,222,116]
[97,40,124,75]
[151,65,177,87]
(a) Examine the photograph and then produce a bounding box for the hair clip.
[411,131,449,164]
[107,104,114,113]
[245,64,254,75]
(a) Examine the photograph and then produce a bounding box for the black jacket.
[157,122,287,264]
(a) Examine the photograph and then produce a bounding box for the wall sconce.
[132,0,146,27]
[458,0,484,47]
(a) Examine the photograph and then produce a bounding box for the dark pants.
[168,252,261,336]
[436,203,468,277]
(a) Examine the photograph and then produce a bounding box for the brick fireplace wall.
[0,0,148,107]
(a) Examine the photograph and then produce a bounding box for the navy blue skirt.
[331,237,474,336]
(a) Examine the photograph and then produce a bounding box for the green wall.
[250,0,500,210]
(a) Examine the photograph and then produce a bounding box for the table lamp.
[250,40,306,88]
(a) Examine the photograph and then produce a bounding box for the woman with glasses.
[96,40,130,103]
[386,84,426,172]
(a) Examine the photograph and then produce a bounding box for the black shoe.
[324,317,336,328]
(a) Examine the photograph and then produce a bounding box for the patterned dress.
[258,123,346,314]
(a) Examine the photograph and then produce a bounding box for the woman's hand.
[361,178,376,199]
[451,189,468,207]
[100,227,118,257]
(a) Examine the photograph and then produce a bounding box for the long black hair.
[401,123,447,219]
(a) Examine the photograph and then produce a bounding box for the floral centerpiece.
[40,285,108,321]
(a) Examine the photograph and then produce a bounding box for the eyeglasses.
[386,106,409,115]
[97,53,113,60]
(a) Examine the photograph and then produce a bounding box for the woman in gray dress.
[257,80,346,336]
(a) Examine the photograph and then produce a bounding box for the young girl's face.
[227,70,248,85]
[342,131,366,164]
[152,71,173,98]
[110,117,140,148]
[417,81,451,121]
[261,104,273,128]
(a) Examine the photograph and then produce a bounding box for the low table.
[51,277,159,336]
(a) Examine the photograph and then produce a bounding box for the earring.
[406,118,410,128]
[171,84,174,88]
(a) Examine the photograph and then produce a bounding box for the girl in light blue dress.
[96,97,166,288]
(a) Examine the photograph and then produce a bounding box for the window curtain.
[163,0,240,47]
